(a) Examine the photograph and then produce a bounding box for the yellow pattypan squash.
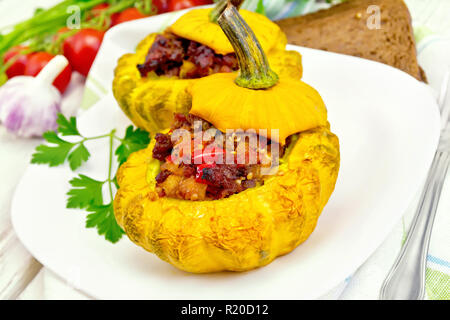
[190,75,328,144]
[168,8,285,55]
[114,126,339,273]
[113,2,302,135]
[113,5,340,273]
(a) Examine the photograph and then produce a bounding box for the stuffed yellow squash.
[112,0,302,135]
[114,5,340,273]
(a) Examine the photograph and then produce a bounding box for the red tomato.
[153,0,170,13]
[111,8,148,26]
[24,52,72,94]
[168,0,213,11]
[3,45,32,78]
[62,28,104,77]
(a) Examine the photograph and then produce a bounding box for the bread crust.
[276,0,426,82]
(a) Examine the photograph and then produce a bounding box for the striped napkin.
[75,0,449,300]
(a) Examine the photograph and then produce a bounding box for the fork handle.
[380,149,450,300]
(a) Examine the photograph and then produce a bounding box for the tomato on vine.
[111,8,148,26]
[62,28,105,77]
[152,0,170,13]
[3,46,32,79]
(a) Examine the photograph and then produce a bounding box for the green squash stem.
[218,4,279,89]
[209,0,243,23]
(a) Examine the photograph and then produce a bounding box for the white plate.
[11,16,441,299]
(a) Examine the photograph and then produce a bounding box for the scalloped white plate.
[11,12,441,299]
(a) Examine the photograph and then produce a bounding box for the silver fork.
[380,71,450,300]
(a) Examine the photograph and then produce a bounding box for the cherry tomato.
[153,0,170,13]
[62,28,104,77]
[24,52,72,94]
[3,45,32,78]
[168,0,213,12]
[111,8,148,26]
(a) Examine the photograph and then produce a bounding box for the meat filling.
[137,33,239,78]
[152,114,286,201]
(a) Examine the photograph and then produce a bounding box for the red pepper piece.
[195,163,216,184]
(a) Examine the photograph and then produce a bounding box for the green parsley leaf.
[112,175,120,189]
[30,114,150,244]
[115,126,150,165]
[31,131,74,167]
[86,203,124,243]
[56,114,80,136]
[32,114,91,170]
[67,174,104,209]
[68,143,90,171]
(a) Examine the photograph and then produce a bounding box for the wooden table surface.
[0,127,42,299]
[0,0,79,299]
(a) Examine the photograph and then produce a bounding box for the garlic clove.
[0,55,69,138]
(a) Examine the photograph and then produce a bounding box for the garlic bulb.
[0,55,69,138]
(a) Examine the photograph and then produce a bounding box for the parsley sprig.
[31,113,150,243]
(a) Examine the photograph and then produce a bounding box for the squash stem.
[210,0,244,23]
[218,5,278,89]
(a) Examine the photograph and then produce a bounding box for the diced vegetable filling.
[152,113,287,201]
[137,33,238,78]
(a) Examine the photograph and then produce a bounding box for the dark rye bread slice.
[276,0,426,82]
